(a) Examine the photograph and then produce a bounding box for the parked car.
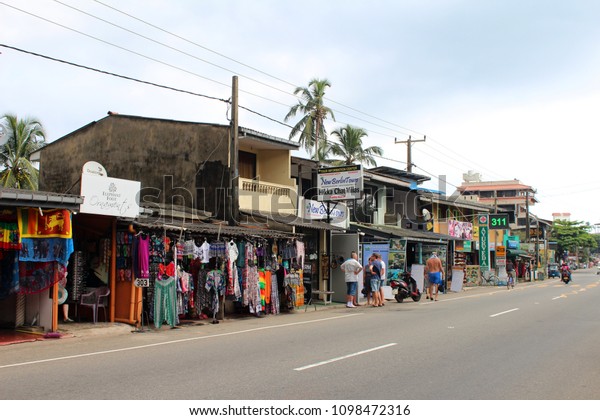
[548,264,560,278]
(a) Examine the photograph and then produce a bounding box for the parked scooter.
[390,271,422,303]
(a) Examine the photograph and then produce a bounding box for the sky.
[2,0,600,226]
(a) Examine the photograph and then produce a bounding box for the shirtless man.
[425,252,444,302]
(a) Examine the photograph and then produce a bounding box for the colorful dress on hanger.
[137,234,150,279]
[226,241,240,299]
[205,270,225,316]
[154,276,178,328]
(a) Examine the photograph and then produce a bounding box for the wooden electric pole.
[395,135,426,173]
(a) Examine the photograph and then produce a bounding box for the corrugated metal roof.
[0,188,83,211]
[128,218,295,239]
[351,222,454,243]
[241,210,345,231]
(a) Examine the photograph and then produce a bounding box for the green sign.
[489,214,509,229]
[478,215,490,271]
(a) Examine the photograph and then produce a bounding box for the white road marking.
[489,308,520,318]
[294,343,397,371]
[0,313,363,370]
[552,295,566,300]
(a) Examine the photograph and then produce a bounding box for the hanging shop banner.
[448,219,473,240]
[317,165,363,201]
[302,198,348,228]
[478,215,490,271]
[80,173,141,218]
[18,208,72,238]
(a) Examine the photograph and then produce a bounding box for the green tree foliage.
[0,114,46,190]
[552,220,597,259]
[328,125,383,167]
[285,78,335,161]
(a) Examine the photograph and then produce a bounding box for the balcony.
[239,177,297,216]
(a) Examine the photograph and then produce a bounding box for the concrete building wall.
[38,115,230,214]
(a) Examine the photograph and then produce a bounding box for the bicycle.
[480,270,499,286]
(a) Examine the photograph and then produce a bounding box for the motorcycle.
[390,271,422,303]
[561,269,571,284]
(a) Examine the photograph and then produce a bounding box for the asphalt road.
[2,269,599,400]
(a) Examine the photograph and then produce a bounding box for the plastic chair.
[79,286,110,323]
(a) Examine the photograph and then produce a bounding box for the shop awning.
[351,222,454,244]
[507,249,533,258]
[0,187,83,211]
[241,210,345,232]
[127,218,295,239]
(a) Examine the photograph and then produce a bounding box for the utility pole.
[229,75,239,226]
[395,135,426,173]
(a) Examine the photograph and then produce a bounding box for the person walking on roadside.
[375,253,387,306]
[340,252,363,308]
[425,252,444,302]
[370,254,383,307]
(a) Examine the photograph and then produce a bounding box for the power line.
[0,43,229,104]
[0,2,518,189]
[56,0,421,140]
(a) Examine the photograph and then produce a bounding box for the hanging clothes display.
[154,276,178,328]
[284,271,304,308]
[205,269,225,318]
[243,265,261,314]
[0,221,21,251]
[226,240,239,298]
[137,233,150,279]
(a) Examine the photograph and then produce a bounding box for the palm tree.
[0,114,47,189]
[284,78,335,162]
[328,125,383,167]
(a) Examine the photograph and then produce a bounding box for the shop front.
[350,223,452,299]
[0,188,83,334]
[125,217,316,328]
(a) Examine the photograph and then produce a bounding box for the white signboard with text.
[302,198,348,229]
[80,173,141,218]
[317,165,363,201]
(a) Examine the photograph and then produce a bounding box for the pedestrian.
[370,254,383,307]
[506,259,515,280]
[363,255,374,305]
[375,253,387,305]
[425,252,444,302]
[340,251,363,308]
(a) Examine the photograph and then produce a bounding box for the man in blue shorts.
[340,252,363,308]
[425,252,444,301]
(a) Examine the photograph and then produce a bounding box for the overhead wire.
[2,0,514,188]
[54,0,419,139]
[84,0,518,182]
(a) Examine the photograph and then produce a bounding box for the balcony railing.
[239,178,297,216]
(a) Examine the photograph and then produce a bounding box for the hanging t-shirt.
[200,241,210,263]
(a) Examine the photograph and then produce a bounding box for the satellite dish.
[422,208,432,221]
[0,124,8,146]
[82,161,108,177]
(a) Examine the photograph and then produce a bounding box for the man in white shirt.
[340,252,363,308]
